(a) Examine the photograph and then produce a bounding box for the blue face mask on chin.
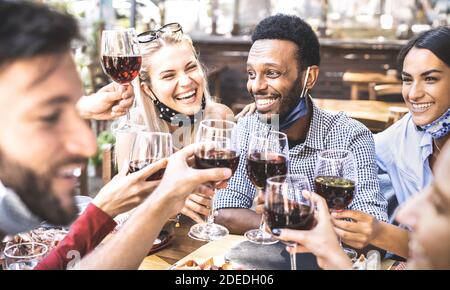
[279,67,311,130]
[419,108,450,139]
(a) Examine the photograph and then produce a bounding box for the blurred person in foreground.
[326,26,450,259]
[274,138,450,270]
[0,0,230,269]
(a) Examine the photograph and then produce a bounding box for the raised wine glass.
[188,119,240,241]
[265,174,315,270]
[314,149,358,260]
[245,130,289,245]
[101,28,142,128]
[128,131,173,181]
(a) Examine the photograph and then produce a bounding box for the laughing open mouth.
[175,90,196,101]
[56,166,82,179]
[255,97,279,112]
[410,102,434,113]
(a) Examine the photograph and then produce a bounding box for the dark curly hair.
[251,14,320,71]
[397,26,450,72]
[0,0,80,70]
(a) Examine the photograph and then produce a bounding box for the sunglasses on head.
[137,22,183,43]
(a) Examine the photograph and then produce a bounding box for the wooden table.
[313,98,407,133]
[139,215,206,269]
[138,215,396,270]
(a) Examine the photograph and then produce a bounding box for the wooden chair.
[369,83,403,102]
[102,144,115,184]
[206,65,227,103]
[78,165,89,196]
[343,71,401,100]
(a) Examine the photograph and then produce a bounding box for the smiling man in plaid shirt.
[214,14,387,237]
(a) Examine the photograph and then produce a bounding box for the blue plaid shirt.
[215,97,388,222]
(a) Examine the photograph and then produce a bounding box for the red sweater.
[34,203,116,270]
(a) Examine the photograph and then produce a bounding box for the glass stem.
[125,109,131,123]
[259,219,265,231]
[126,78,139,124]
[257,188,267,235]
[207,188,217,225]
[289,243,297,270]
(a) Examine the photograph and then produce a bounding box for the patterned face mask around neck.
[419,108,450,139]
[152,95,206,127]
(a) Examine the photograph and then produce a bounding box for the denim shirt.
[375,113,434,205]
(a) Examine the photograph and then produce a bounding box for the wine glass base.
[188,223,229,242]
[245,229,279,245]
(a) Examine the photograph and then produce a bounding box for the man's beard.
[0,148,82,226]
[256,76,304,124]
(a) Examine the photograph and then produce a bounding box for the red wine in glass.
[188,119,239,242]
[265,174,314,270]
[195,149,240,175]
[246,152,288,189]
[314,176,355,211]
[129,159,166,181]
[101,55,142,84]
[265,200,315,231]
[101,29,141,127]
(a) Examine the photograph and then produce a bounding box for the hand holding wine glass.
[101,28,142,127]
[188,119,240,241]
[245,130,289,245]
[314,149,358,260]
[272,191,353,270]
[265,174,315,270]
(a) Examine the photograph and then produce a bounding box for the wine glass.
[314,149,358,260]
[4,242,48,270]
[245,130,289,245]
[128,131,173,181]
[111,121,146,174]
[188,119,240,241]
[265,174,315,270]
[101,28,142,128]
[111,131,171,233]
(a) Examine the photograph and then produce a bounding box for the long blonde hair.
[138,32,213,148]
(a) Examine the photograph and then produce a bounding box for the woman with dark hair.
[320,26,450,259]
[274,138,450,269]
[237,27,449,259]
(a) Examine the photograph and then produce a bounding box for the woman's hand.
[181,185,214,224]
[92,158,168,218]
[331,210,381,249]
[151,144,232,219]
[77,82,134,120]
[273,192,353,270]
[235,102,256,120]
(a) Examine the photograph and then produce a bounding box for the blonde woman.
[136,23,234,223]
